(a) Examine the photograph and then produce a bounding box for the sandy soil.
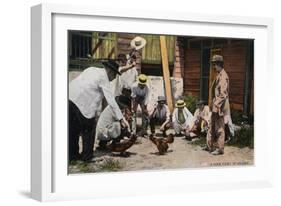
[68,129,254,174]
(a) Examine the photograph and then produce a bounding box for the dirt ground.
[68,128,254,174]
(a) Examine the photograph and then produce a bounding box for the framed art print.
[31,3,274,201]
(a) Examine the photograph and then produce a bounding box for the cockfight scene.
[68,31,254,174]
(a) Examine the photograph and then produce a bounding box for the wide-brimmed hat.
[175,100,186,108]
[115,95,131,109]
[211,55,224,63]
[130,36,147,51]
[101,59,121,75]
[138,74,148,85]
[157,96,166,103]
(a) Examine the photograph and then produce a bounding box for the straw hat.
[138,74,148,85]
[211,55,224,63]
[130,36,147,50]
[175,100,186,108]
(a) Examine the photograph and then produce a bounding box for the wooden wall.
[183,40,252,112]
[184,48,201,97]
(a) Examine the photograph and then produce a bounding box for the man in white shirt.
[114,54,138,97]
[172,99,194,139]
[68,60,128,162]
[189,100,210,139]
[149,96,171,137]
[96,95,132,150]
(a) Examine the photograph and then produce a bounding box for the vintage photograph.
[68,31,254,174]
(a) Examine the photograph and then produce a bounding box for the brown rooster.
[149,133,174,155]
[106,134,137,156]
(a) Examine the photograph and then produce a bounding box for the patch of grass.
[78,162,90,173]
[189,136,206,147]
[229,125,254,149]
[98,158,123,172]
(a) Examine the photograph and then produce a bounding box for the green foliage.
[183,94,197,114]
[229,125,254,149]
[78,162,90,173]
[98,158,123,172]
[231,110,244,125]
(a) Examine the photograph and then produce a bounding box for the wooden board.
[160,36,173,112]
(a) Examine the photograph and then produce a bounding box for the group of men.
[68,35,232,162]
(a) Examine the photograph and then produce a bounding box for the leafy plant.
[229,125,254,148]
[183,93,197,114]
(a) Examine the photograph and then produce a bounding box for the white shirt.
[113,65,138,96]
[69,67,123,120]
[131,83,149,105]
[172,107,194,127]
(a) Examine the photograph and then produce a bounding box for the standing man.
[204,55,230,155]
[172,99,194,139]
[68,60,128,162]
[149,96,171,137]
[131,74,150,136]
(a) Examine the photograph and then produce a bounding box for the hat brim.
[101,62,121,75]
[138,80,147,85]
[131,37,147,51]
[176,103,186,108]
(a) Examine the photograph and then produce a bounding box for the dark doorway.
[200,48,210,102]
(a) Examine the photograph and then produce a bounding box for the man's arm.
[212,76,229,113]
[100,78,123,121]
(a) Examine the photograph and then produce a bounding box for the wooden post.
[160,36,173,112]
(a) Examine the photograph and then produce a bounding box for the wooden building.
[68,31,254,116]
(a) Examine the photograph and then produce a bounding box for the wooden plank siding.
[222,43,247,110]
[184,49,201,97]
[183,40,250,112]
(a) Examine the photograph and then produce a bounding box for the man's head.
[175,99,186,111]
[211,55,224,72]
[137,74,148,89]
[115,95,131,110]
[101,60,121,81]
[196,100,205,110]
[157,96,166,108]
[117,54,127,66]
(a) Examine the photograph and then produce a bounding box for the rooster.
[106,134,137,156]
[149,133,174,155]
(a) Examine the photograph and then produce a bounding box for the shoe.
[211,149,224,155]
[201,145,210,151]
[185,136,192,141]
[175,133,182,137]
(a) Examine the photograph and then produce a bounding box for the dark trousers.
[68,100,96,162]
[149,117,170,134]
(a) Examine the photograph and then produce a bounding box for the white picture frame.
[31,3,274,202]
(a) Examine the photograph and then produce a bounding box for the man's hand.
[120,119,129,129]
[159,125,165,131]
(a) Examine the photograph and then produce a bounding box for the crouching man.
[189,100,210,137]
[172,99,194,139]
[149,96,171,137]
[96,95,132,150]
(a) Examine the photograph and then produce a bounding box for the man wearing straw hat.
[149,96,171,137]
[131,74,150,136]
[203,54,230,155]
[172,99,194,139]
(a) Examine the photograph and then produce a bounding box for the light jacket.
[69,67,123,120]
